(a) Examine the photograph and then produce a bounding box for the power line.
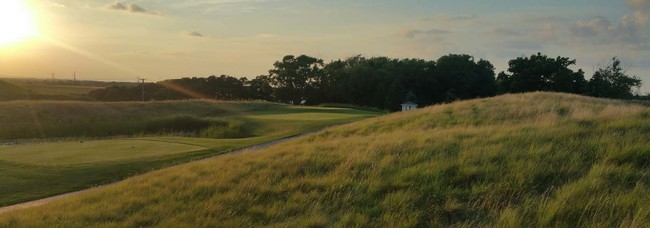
[138,78,146,102]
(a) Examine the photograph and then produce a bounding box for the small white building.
[401,101,418,112]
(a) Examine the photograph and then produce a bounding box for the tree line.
[89,53,645,111]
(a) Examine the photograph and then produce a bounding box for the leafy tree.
[396,58,439,105]
[475,59,498,97]
[247,75,274,100]
[587,57,642,99]
[205,75,246,100]
[436,54,497,101]
[497,53,586,94]
[269,55,324,104]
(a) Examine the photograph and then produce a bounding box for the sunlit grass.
[0,92,647,226]
[0,100,379,206]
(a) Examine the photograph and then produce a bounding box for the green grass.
[0,100,379,140]
[0,100,379,206]
[1,92,648,227]
[0,139,205,165]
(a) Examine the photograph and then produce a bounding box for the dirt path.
[0,129,324,215]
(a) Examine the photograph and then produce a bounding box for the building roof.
[401,101,417,105]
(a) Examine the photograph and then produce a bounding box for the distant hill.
[0,78,134,101]
[0,79,33,101]
[1,77,137,88]
[0,92,648,227]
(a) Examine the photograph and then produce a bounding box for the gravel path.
[0,129,324,215]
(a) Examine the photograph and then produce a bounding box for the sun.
[0,0,38,46]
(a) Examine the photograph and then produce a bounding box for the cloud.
[569,17,613,37]
[565,1,649,48]
[404,28,449,39]
[256,34,278,38]
[107,2,157,15]
[622,1,650,28]
[186,31,204,37]
[518,15,569,24]
[510,9,646,49]
[445,15,477,21]
[172,0,269,14]
[486,27,522,37]
[108,2,127,10]
[129,4,148,13]
[46,1,66,8]
[627,0,650,9]
[499,40,543,51]
[424,14,477,22]
[115,51,194,58]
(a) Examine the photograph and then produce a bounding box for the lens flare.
[0,0,38,46]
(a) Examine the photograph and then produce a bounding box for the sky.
[1,0,649,92]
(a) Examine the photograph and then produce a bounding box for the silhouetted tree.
[247,75,274,100]
[206,75,246,100]
[436,54,497,101]
[269,55,324,104]
[88,53,643,108]
[587,57,642,99]
[497,53,586,94]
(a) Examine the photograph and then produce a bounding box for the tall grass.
[0,101,379,206]
[1,92,647,227]
[0,100,275,140]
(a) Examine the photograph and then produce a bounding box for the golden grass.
[1,92,648,227]
[0,100,379,206]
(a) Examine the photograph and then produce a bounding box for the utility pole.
[73,71,76,82]
[138,78,146,102]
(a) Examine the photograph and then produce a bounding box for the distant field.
[15,84,101,99]
[0,100,380,206]
[0,78,106,100]
[0,100,380,140]
[0,93,646,227]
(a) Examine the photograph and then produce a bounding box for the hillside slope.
[1,92,648,227]
[0,80,32,101]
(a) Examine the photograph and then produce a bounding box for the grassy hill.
[0,100,379,206]
[0,78,104,101]
[1,93,648,227]
[0,80,32,101]
[1,77,128,101]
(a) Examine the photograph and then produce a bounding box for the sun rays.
[0,0,38,47]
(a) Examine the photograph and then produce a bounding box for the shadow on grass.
[0,147,231,207]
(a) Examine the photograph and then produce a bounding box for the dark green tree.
[247,75,274,100]
[269,55,324,104]
[436,54,497,101]
[206,75,246,100]
[587,57,642,99]
[497,53,586,94]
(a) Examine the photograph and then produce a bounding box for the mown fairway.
[0,100,380,206]
[1,92,648,227]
